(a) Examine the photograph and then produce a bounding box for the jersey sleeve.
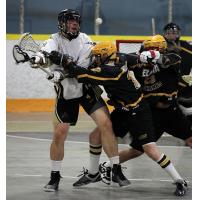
[76,33,94,68]
[40,34,62,70]
[41,34,59,53]
[67,63,126,86]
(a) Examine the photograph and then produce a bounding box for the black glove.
[49,51,73,67]
[48,51,63,65]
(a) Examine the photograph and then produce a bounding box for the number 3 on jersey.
[144,74,156,85]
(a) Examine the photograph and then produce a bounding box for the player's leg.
[44,98,80,192]
[134,102,188,196]
[185,137,192,148]
[90,106,131,187]
[100,109,143,165]
[72,85,104,187]
[163,105,192,148]
[142,143,188,196]
[73,85,130,187]
[111,109,145,163]
[72,127,102,187]
[98,109,143,184]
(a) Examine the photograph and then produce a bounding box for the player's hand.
[182,75,192,86]
[48,51,63,65]
[49,51,73,67]
[30,52,46,68]
[139,50,160,64]
[46,71,64,83]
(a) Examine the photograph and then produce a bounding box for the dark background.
[6,0,192,35]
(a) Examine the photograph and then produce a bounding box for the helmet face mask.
[58,9,81,40]
[163,23,181,42]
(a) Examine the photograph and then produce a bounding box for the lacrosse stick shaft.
[38,66,54,78]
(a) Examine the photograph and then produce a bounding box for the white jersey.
[41,32,93,100]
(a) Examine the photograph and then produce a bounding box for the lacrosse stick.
[12,32,53,78]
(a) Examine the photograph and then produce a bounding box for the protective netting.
[12,45,30,63]
[116,39,192,54]
[18,33,41,53]
[116,40,143,54]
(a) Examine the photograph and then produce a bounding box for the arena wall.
[6,34,191,112]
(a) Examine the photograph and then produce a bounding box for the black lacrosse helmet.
[163,22,181,42]
[58,9,81,40]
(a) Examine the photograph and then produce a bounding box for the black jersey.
[166,40,192,103]
[125,52,182,107]
[67,56,143,110]
[167,40,192,75]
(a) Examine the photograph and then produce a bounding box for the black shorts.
[110,101,156,152]
[150,103,192,141]
[54,84,106,125]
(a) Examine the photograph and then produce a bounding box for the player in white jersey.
[31,9,130,191]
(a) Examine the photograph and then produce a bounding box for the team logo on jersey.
[142,64,160,77]
[90,67,101,73]
[85,42,96,46]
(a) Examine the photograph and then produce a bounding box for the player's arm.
[178,74,192,88]
[180,40,192,55]
[158,52,182,68]
[125,53,141,69]
[69,63,126,85]
[48,51,126,85]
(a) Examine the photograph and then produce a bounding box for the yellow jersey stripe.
[118,94,144,108]
[144,91,178,98]
[77,69,125,81]
[180,47,192,54]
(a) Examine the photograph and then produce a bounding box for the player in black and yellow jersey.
[47,41,188,195]
[163,22,192,75]
[163,22,192,122]
[127,35,192,148]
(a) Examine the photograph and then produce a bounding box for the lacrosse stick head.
[18,32,41,53]
[12,33,42,64]
[12,45,31,64]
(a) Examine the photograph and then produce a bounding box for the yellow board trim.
[7,99,56,112]
[6,98,113,113]
[6,34,192,42]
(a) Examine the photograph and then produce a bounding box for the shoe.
[174,179,188,196]
[99,162,111,185]
[73,167,101,187]
[43,171,61,192]
[112,164,131,187]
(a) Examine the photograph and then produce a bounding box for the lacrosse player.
[102,36,190,196]
[163,23,192,120]
[47,40,188,196]
[31,9,130,191]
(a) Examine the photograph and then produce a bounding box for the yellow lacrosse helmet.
[143,35,167,50]
[92,41,117,59]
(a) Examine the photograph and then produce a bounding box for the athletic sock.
[89,144,102,174]
[110,156,120,167]
[51,160,62,172]
[157,153,182,181]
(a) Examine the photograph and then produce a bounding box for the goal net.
[116,39,144,54]
[116,39,192,54]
